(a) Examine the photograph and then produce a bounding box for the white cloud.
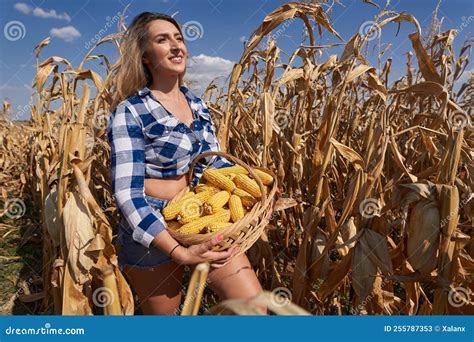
[14,2,71,22]
[185,54,234,96]
[50,26,81,42]
[239,35,247,43]
[14,3,31,14]
[33,7,71,22]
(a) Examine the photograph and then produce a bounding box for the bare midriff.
[144,174,190,201]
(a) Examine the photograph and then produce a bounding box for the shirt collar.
[138,85,211,122]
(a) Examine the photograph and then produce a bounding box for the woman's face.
[143,19,187,80]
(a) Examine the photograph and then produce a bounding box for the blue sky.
[0,0,472,120]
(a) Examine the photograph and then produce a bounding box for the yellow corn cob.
[177,209,231,235]
[232,188,257,208]
[218,166,274,186]
[162,191,212,220]
[216,165,248,175]
[204,221,232,233]
[234,174,262,198]
[253,169,274,185]
[177,203,203,224]
[195,184,220,194]
[175,191,214,224]
[204,190,230,214]
[203,168,236,192]
[229,194,245,222]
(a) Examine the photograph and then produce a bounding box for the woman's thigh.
[122,261,184,315]
[206,253,263,301]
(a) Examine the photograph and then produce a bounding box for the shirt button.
[179,126,186,133]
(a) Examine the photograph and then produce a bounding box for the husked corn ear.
[166,221,182,230]
[162,191,211,220]
[203,168,236,192]
[234,174,262,198]
[254,169,274,185]
[204,221,232,233]
[232,188,257,207]
[204,190,230,214]
[177,205,202,224]
[217,165,248,175]
[178,209,231,235]
[195,184,220,194]
[193,190,213,202]
[176,191,214,224]
[229,194,245,222]
[217,166,274,185]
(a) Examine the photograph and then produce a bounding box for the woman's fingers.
[195,234,224,254]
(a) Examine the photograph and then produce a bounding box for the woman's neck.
[149,76,181,98]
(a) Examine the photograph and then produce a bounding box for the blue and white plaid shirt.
[107,85,234,247]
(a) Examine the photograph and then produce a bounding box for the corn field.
[0,1,473,315]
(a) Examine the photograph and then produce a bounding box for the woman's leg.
[206,253,263,300]
[122,261,184,315]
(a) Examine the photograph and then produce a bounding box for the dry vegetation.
[0,1,472,315]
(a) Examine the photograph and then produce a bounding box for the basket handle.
[188,151,266,204]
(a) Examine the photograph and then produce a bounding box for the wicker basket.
[166,151,277,255]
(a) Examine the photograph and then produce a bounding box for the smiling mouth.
[169,56,183,63]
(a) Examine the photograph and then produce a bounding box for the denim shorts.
[117,195,173,269]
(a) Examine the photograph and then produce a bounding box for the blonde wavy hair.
[108,12,185,111]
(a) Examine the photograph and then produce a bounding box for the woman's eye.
[177,36,183,41]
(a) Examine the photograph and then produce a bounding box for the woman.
[107,12,263,315]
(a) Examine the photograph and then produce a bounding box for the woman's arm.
[108,103,172,249]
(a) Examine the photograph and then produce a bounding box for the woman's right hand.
[172,234,240,268]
